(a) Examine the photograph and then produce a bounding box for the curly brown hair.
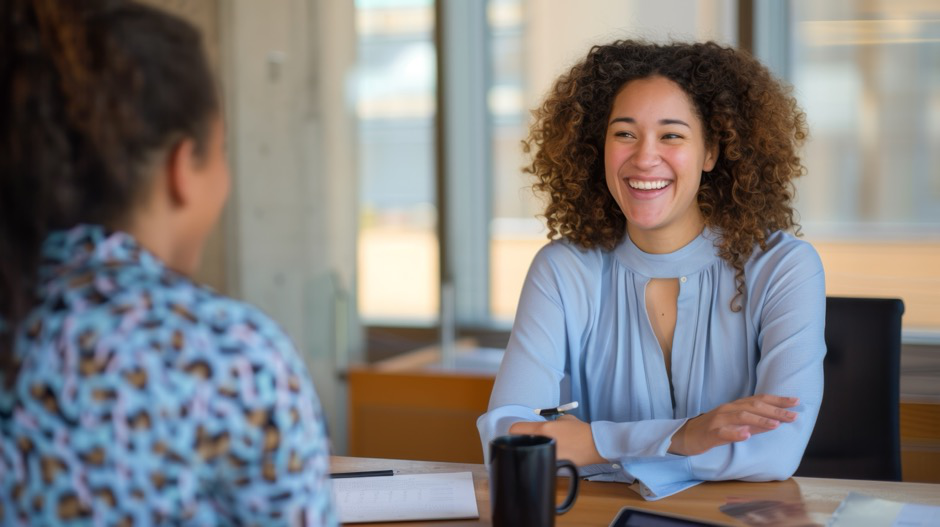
[525,40,808,310]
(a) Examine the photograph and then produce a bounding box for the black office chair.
[796,296,904,481]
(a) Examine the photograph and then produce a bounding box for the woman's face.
[604,75,717,251]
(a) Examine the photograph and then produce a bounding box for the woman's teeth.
[628,179,670,190]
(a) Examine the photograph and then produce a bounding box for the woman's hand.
[509,414,607,466]
[669,394,799,456]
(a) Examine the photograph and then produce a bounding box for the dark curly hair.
[0,0,218,379]
[525,40,808,310]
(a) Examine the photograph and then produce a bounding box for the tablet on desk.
[610,506,725,527]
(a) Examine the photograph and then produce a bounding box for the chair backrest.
[796,296,904,481]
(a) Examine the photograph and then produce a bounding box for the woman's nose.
[630,137,661,170]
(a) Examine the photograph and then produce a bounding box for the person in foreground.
[477,40,826,500]
[0,1,336,524]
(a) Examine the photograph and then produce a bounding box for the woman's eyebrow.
[608,116,691,128]
[661,118,691,128]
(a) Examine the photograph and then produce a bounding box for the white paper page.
[893,503,940,527]
[828,492,940,527]
[332,472,480,524]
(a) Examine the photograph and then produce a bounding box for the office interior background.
[141,0,939,465]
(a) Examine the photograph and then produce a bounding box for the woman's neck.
[110,182,199,277]
[627,214,705,255]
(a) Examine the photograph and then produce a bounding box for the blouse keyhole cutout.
[645,277,680,384]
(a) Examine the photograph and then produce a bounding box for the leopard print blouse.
[0,225,337,526]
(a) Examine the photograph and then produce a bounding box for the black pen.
[330,469,395,479]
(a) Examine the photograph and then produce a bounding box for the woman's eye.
[662,133,683,140]
[614,131,635,138]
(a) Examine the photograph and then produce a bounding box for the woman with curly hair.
[478,40,825,500]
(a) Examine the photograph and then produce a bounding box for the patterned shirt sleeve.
[194,299,337,526]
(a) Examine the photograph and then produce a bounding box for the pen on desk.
[329,469,395,479]
[534,401,579,417]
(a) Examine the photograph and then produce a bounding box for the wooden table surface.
[331,456,940,526]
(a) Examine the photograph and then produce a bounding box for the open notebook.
[332,472,480,523]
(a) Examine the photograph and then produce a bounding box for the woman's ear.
[165,137,199,207]
[704,142,719,173]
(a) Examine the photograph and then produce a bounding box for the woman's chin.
[624,212,667,233]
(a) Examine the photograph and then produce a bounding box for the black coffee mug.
[489,435,579,527]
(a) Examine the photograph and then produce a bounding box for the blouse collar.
[39,224,164,281]
[613,226,722,278]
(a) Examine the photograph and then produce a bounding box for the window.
[487,0,543,323]
[356,0,439,325]
[356,1,940,348]
[756,0,940,336]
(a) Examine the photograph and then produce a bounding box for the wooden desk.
[331,456,940,526]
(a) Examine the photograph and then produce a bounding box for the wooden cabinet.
[900,402,940,483]
[347,345,497,464]
[900,344,940,483]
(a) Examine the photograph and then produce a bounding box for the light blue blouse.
[477,228,826,499]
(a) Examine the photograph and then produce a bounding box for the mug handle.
[555,459,579,515]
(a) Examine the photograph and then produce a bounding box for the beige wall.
[219,0,361,453]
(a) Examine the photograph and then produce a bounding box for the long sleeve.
[478,230,826,501]
[207,305,338,526]
[696,239,826,479]
[477,243,571,458]
[621,239,827,498]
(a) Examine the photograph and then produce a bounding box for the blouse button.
[612,463,621,469]
[680,276,687,283]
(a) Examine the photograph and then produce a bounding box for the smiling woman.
[478,40,825,501]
